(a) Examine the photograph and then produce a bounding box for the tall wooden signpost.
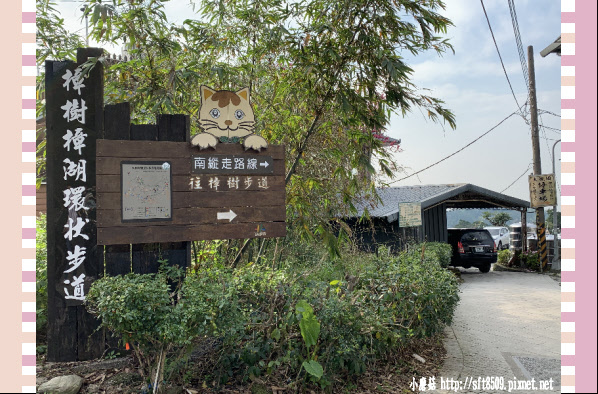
[46,48,105,361]
[46,49,286,361]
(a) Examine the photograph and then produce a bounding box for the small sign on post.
[398,203,422,227]
[528,174,557,208]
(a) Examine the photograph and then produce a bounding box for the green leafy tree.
[454,219,472,228]
[39,0,456,256]
[481,211,512,227]
[471,219,486,229]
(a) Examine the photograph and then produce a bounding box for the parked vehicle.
[447,228,497,273]
[484,226,510,250]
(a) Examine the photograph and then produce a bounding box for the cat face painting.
[191,86,268,151]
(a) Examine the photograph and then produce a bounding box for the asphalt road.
[427,268,561,394]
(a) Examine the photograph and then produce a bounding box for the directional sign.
[96,140,286,244]
[191,154,274,175]
[217,209,237,222]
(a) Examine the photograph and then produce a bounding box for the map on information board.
[399,202,422,227]
[122,161,172,221]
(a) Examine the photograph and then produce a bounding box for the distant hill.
[446,208,536,228]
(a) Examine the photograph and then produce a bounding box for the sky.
[53,0,562,208]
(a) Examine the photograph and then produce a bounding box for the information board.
[121,161,172,221]
[398,202,422,227]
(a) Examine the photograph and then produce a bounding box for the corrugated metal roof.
[352,183,530,220]
[354,184,465,218]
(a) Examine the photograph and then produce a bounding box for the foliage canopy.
[37,0,456,252]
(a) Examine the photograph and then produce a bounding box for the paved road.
[427,268,561,394]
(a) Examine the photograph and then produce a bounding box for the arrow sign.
[260,161,269,168]
[217,209,237,222]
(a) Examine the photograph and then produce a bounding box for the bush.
[86,242,460,390]
[522,251,540,271]
[497,249,512,266]
[36,214,48,340]
[422,242,452,268]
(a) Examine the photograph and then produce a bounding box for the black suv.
[447,228,497,273]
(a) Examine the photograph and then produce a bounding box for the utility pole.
[528,45,548,271]
[80,6,89,46]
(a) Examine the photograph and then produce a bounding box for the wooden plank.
[98,205,286,227]
[156,114,191,273]
[104,103,131,140]
[97,157,284,176]
[98,174,284,193]
[46,50,105,361]
[97,190,285,210]
[130,123,160,274]
[103,103,133,278]
[131,124,158,141]
[132,243,161,274]
[157,113,190,142]
[104,244,131,275]
[98,221,287,245]
[77,304,104,360]
[97,139,284,159]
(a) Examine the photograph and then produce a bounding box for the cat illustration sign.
[96,87,286,244]
[191,86,268,151]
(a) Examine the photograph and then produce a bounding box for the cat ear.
[236,87,250,101]
[201,86,216,102]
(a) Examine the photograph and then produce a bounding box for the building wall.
[346,218,422,253]
[422,203,447,243]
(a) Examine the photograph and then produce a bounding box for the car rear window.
[461,231,493,244]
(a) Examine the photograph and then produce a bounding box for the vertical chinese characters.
[61,66,90,301]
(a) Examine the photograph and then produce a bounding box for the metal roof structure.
[353,183,530,222]
[540,36,561,57]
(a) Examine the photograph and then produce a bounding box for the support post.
[46,48,105,361]
[551,139,561,270]
[528,45,547,271]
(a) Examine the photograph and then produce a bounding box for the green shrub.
[497,249,512,265]
[422,242,452,268]
[86,242,460,390]
[523,251,540,271]
[36,214,48,339]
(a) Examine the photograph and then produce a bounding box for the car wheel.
[498,241,502,250]
[479,263,491,273]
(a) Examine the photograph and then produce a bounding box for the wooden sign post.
[45,50,286,360]
[96,141,286,244]
[45,48,105,361]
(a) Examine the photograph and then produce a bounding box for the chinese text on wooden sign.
[96,141,286,244]
[528,174,557,208]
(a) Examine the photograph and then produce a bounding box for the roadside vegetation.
[37,214,459,391]
[496,249,542,272]
[36,0,463,391]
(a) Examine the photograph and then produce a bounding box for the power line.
[389,110,518,184]
[501,162,532,193]
[538,109,561,118]
[480,0,523,113]
[507,0,529,92]
[540,124,561,133]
